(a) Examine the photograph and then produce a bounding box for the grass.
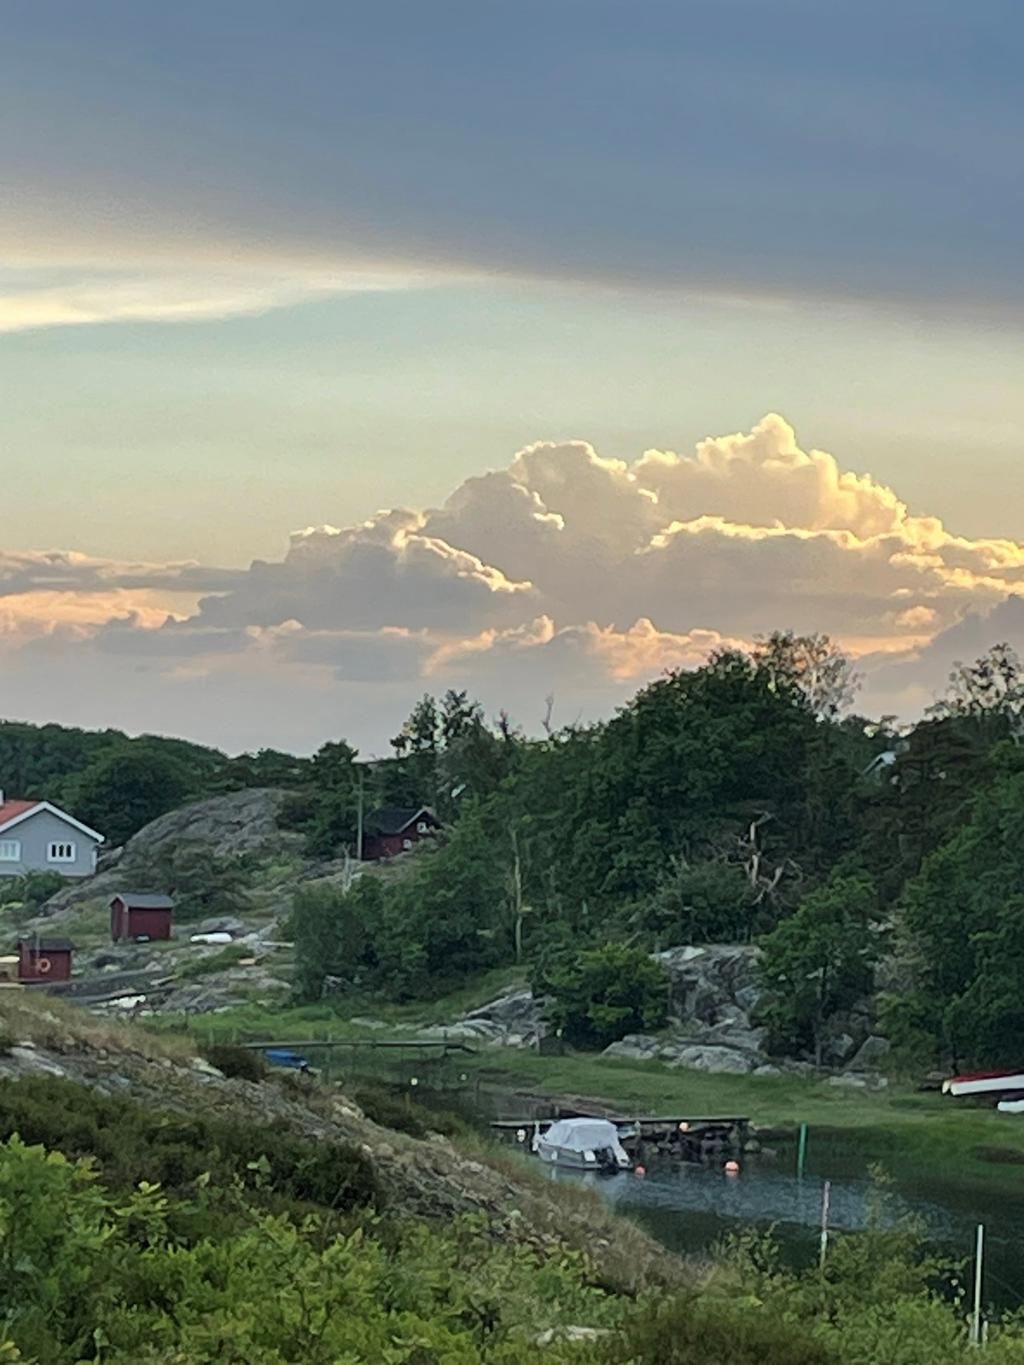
[462,1048,1024,1188]
[158,964,528,1042]
[0,991,196,1063]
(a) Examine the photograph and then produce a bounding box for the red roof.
[0,800,40,830]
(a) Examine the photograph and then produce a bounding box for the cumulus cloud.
[3,415,1023,749]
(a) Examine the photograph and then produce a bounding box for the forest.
[4,632,1024,1072]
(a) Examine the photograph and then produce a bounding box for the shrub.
[0,1076,379,1213]
[543,943,669,1049]
[353,1083,472,1140]
[601,1296,839,1365]
[202,1042,267,1082]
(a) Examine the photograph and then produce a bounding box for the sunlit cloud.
[2,415,1022,746]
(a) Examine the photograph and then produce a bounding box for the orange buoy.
[724,1159,740,1175]
[634,1164,646,1177]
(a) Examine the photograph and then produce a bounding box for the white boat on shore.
[943,1069,1024,1098]
[532,1117,632,1172]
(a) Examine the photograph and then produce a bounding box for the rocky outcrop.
[419,985,547,1049]
[654,944,764,1025]
[42,788,300,915]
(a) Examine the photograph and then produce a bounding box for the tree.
[63,743,196,846]
[759,870,880,1064]
[750,631,860,721]
[544,944,669,1049]
[896,750,1024,1066]
[291,880,380,1001]
[929,642,1024,741]
[305,740,360,857]
[634,857,759,947]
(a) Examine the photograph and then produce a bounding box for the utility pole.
[356,766,364,863]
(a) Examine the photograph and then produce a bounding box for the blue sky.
[1,1,1022,750]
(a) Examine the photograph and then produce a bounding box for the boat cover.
[533,1117,628,1158]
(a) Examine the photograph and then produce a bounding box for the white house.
[0,794,104,879]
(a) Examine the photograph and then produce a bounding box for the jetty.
[490,1112,751,1159]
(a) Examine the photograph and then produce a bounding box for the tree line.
[290,635,1024,1072]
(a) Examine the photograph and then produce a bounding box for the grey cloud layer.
[4,2,1022,318]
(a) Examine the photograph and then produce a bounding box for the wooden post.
[797,1122,808,1178]
[970,1223,985,1347]
[818,1179,831,1271]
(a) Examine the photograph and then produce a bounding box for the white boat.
[998,1098,1024,1114]
[532,1117,632,1172]
[943,1069,1024,1098]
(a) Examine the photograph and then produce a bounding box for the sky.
[2,1,1022,754]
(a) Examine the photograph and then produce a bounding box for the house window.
[47,841,77,863]
[416,821,429,834]
[402,837,413,850]
[0,840,21,862]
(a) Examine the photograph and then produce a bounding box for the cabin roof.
[113,893,175,910]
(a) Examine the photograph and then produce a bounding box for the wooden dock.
[490,1112,751,1158]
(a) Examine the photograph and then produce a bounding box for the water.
[538,1134,1024,1309]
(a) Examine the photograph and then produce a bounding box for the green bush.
[0,1076,378,1213]
[353,1083,472,1139]
[543,943,670,1049]
[601,1296,839,1365]
[202,1042,267,1082]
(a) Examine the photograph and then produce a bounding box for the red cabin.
[110,893,174,942]
[361,806,440,861]
[18,938,74,982]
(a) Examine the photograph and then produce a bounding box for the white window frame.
[47,841,77,864]
[0,839,21,862]
[416,821,429,834]
[402,837,413,850]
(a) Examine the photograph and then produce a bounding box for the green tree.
[544,944,669,1049]
[63,743,196,846]
[759,870,881,1064]
[896,749,1024,1066]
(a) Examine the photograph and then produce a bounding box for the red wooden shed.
[361,806,440,861]
[110,893,174,942]
[18,938,74,982]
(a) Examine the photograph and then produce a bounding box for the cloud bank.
[3,415,1023,751]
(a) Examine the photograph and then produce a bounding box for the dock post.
[797,1122,808,1178]
[970,1223,985,1347]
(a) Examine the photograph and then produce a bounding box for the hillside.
[0,786,431,1018]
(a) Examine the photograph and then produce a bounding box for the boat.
[532,1117,632,1172]
[942,1069,1024,1098]
[998,1098,1024,1114]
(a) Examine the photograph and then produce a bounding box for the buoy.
[634,1164,646,1177]
[724,1159,740,1175]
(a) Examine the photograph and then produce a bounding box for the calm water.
[540,1135,1024,1309]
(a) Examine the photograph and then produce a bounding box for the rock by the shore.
[847,1035,891,1072]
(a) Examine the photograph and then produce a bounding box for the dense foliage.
[540,944,670,1049]
[283,636,1024,1071]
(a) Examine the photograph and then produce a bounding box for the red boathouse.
[110,893,174,942]
[18,938,74,982]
